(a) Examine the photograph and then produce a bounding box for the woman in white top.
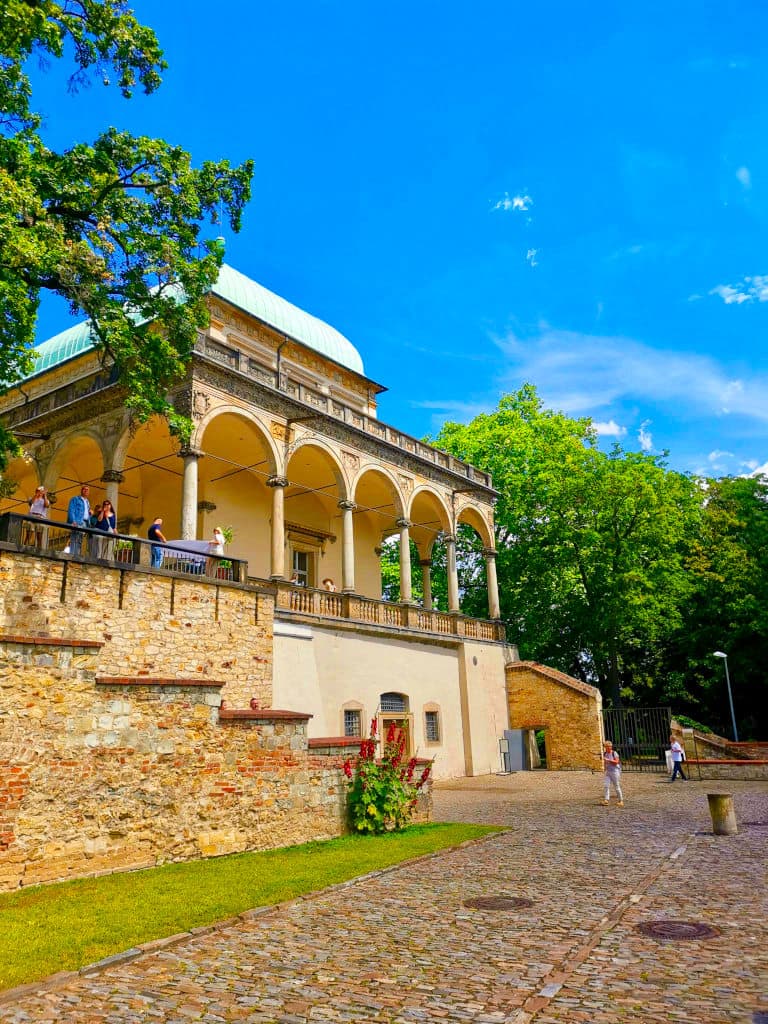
[26,486,50,547]
[206,527,226,577]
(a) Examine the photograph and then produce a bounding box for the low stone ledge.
[218,708,312,722]
[688,758,768,765]
[0,634,104,649]
[309,736,361,749]
[95,676,225,688]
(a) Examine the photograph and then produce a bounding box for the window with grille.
[380,692,407,713]
[425,710,440,742]
[344,709,362,737]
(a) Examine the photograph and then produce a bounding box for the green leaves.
[0,1,253,468]
[434,386,702,707]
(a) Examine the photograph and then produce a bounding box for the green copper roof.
[24,263,365,380]
[30,320,97,376]
[214,264,364,375]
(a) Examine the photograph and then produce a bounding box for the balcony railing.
[0,513,248,584]
[0,513,505,641]
[273,581,505,642]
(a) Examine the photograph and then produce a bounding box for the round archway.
[353,467,406,600]
[284,442,346,589]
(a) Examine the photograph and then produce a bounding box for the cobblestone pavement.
[1,771,766,1023]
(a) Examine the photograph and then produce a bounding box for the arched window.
[380,692,408,713]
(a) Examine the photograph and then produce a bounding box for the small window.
[380,692,407,713]
[344,708,362,737]
[425,710,440,743]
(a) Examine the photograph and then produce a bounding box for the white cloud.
[638,420,653,451]
[708,449,734,462]
[526,248,539,267]
[749,461,768,478]
[710,275,768,304]
[493,192,533,213]
[493,327,768,424]
[736,166,752,189]
[593,420,627,437]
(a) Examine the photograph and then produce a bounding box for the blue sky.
[30,0,768,478]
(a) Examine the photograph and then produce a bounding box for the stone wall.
[0,639,347,891]
[686,761,768,781]
[506,661,603,771]
[0,548,273,708]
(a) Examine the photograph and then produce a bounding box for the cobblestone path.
[1,771,766,1023]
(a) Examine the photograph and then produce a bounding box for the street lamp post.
[713,651,739,743]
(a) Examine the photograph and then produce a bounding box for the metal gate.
[602,706,672,773]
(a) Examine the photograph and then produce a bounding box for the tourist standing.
[26,486,50,547]
[96,498,117,560]
[147,516,167,569]
[206,526,225,577]
[669,735,687,781]
[602,741,624,806]
[66,484,91,556]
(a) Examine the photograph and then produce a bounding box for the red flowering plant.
[343,718,433,834]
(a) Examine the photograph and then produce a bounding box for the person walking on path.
[669,735,687,781]
[602,741,624,806]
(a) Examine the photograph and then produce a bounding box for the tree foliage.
[434,386,704,708]
[0,1,253,469]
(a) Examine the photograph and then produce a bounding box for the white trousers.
[604,771,623,801]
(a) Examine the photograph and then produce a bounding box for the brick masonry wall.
[0,550,273,708]
[0,641,347,891]
[506,662,603,771]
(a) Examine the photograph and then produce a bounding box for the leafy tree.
[654,475,768,738]
[0,1,253,469]
[434,386,702,706]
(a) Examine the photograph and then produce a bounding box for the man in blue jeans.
[670,735,687,781]
[147,516,167,569]
[66,484,91,556]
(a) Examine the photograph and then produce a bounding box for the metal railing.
[273,581,505,641]
[0,513,248,584]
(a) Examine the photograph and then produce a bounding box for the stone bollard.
[707,793,738,835]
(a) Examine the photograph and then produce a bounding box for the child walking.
[602,741,624,806]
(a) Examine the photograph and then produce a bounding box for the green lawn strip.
[0,823,502,991]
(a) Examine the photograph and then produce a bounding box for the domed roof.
[213,264,364,375]
[25,264,365,379]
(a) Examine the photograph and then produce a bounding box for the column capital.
[338,499,357,511]
[267,475,289,489]
[178,446,205,460]
[100,469,124,484]
[483,548,498,560]
[443,533,456,545]
[396,517,413,529]
[418,558,432,568]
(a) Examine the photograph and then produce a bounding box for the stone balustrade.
[273,582,505,642]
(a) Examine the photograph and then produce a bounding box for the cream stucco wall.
[273,621,509,780]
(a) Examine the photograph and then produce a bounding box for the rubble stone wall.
[0,549,273,708]
[506,661,603,771]
[0,640,346,891]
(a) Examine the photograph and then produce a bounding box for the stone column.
[268,475,288,580]
[445,533,460,613]
[179,448,204,540]
[338,499,356,593]
[419,558,433,610]
[397,518,414,604]
[484,548,501,619]
[100,470,124,514]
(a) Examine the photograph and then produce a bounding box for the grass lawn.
[0,822,501,991]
